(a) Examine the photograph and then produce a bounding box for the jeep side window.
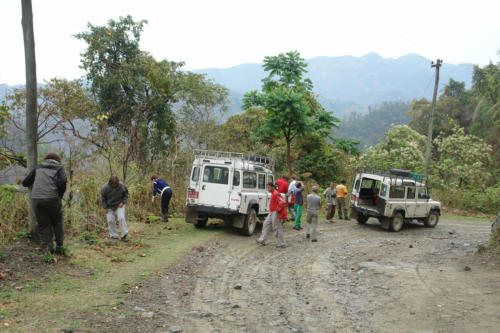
[203,166,229,184]
[354,179,360,191]
[268,175,274,185]
[243,171,257,188]
[380,184,387,197]
[389,186,405,199]
[191,167,200,182]
[258,174,266,189]
[406,187,416,199]
[417,187,428,199]
[233,171,240,186]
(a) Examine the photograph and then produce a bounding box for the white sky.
[1,0,499,85]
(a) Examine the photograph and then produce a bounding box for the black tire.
[424,211,439,228]
[357,214,369,224]
[389,212,404,232]
[194,217,208,229]
[241,209,257,236]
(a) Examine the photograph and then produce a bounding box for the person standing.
[22,153,67,254]
[306,186,322,242]
[256,182,286,248]
[101,175,129,242]
[336,180,349,220]
[287,176,297,221]
[275,176,289,195]
[323,182,337,222]
[151,175,173,222]
[293,182,305,230]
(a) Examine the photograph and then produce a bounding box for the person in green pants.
[293,182,305,230]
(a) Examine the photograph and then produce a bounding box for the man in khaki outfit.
[306,186,322,242]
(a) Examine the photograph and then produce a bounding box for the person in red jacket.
[256,182,286,248]
[275,176,289,194]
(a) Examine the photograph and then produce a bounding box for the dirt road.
[88,218,500,333]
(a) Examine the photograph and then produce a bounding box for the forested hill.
[193,53,473,116]
[334,101,411,149]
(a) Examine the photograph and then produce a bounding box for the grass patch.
[0,218,224,332]
[440,212,493,223]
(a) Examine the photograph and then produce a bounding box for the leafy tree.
[356,125,426,173]
[242,51,339,175]
[75,16,179,168]
[434,127,492,189]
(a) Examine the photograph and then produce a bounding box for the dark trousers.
[161,188,173,216]
[337,197,348,219]
[326,204,335,220]
[32,198,64,252]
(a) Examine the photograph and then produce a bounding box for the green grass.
[440,212,493,223]
[0,217,224,332]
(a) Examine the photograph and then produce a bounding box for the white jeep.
[185,150,274,236]
[350,169,441,232]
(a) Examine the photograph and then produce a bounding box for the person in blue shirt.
[151,175,173,222]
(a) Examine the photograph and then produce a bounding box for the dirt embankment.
[86,218,500,333]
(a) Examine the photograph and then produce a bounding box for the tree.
[356,125,427,173]
[242,51,339,175]
[75,16,180,171]
[21,0,38,238]
[434,127,492,189]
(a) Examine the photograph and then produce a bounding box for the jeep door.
[405,186,417,217]
[415,187,429,217]
[198,165,230,208]
[228,170,241,211]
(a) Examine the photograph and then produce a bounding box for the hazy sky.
[1,0,499,85]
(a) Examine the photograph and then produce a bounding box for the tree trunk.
[286,139,293,177]
[21,0,38,240]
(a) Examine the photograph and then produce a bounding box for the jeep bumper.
[185,205,239,223]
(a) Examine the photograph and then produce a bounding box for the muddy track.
[88,218,500,333]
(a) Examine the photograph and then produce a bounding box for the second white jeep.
[350,169,441,232]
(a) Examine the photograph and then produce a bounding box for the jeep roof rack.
[194,149,275,171]
[356,167,427,186]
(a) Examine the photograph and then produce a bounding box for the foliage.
[433,127,493,189]
[242,51,339,175]
[0,185,28,244]
[434,185,500,215]
[356,125,426,173]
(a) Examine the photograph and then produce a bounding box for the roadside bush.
[0,184,28,244]
[433,185,500,215]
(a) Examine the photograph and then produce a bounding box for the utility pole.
[423,59,442,181]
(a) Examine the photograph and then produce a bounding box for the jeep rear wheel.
[194,217,208,229]
[357,214,369,224]
[241,209,257,236]
[424,211,439,228]
[389,212,404,232]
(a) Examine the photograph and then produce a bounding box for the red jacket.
[278,194,288,220]
[275,178,289,194]
[269,190,280,212]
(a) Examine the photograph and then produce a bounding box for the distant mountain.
[194,53,474,117]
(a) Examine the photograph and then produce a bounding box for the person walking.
[306,186,322,242]
[336,180,349,220]
[293,182,305,230]
[256,182,286,248]
[287,176,297,221]
[151,175,173,222]
[22,152,67,254]
[101,175,129,242]
[323,182,337,222]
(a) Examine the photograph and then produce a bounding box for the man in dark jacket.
[22,152,67,254]
[151,175,172,222]
[101,175,129,242]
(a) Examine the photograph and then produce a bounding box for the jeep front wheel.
[424,211,439,228]
[389,212,404,232]
[241,209,257,236]
[357,214,369,224]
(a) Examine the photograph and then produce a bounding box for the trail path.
[88,218,500,333]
